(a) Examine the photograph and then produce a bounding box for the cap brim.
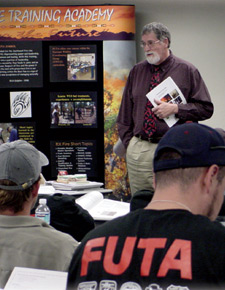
[39,151,49,166]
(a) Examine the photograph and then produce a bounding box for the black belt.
[135,134,161,143]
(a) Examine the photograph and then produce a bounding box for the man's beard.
[145,51,160,65]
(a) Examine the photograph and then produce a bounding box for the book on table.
[75,190,130,221]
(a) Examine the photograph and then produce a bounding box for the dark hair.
[142,22,171,48]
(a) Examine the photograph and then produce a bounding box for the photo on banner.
[0,122,36,145]
[49,44,97,82]
[50,91,97,128]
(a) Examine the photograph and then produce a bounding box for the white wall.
[2,0,225,129]
[134,1,225,130]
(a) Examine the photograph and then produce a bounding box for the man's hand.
[152,99,178,119]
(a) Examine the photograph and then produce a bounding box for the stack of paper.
[52,181,104,191]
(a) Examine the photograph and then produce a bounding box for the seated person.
[130,189,154,211]
[68,123,225,289]
[0,140,78,288]
[32,193,95,242]
[130,127,225,219]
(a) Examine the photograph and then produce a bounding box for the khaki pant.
[126,136,158,196]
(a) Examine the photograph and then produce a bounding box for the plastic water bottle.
[35,198,50,224]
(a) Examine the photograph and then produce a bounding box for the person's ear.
[31,180,40,198]
[203,165,219,194]
[163,38,169,48]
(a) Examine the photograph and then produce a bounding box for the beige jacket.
[0,215,78,288]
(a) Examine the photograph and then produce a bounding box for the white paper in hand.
[146,76,186,127]
[4,267,68,290]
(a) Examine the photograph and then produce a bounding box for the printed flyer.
[50,140,97,178]
[0,41,43,88]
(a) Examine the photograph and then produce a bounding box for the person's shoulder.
[48,224,78,243]
[172,53,198,71]
[34,218,79,247]
[210,219,225,234]
[133,59,149,69]
[129,60,149,76]
[193,214,225,237]
[43,227,79,256]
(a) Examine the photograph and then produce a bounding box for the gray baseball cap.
[0,140,49,190]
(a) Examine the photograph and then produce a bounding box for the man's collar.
[150,50,173,73]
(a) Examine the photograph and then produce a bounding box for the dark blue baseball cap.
[153,123,225,172]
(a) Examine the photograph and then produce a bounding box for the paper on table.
[146,76,186,127]
[38,185,56,195]
[4,267,68,290]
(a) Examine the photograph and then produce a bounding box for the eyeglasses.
[140,40,160,48]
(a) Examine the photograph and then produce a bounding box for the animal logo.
[12,92,31,117]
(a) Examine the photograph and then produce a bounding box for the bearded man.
[116,22,213,195]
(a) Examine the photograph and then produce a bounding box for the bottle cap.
[39,198,47,205]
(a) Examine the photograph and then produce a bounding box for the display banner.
[0,6,135,41]
[0,5,135,198]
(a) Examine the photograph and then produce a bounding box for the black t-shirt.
[68,209,225,290]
